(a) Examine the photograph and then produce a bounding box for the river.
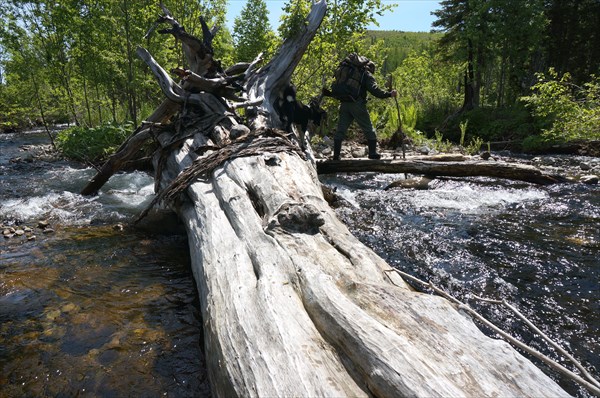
[1,128,598,397]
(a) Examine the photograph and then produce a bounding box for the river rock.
[45,309,61,321]
[580,175,599,184]
[61,303,78,313]
[113,223,124,231]
[351,147,367,158]
[386,176,433,190]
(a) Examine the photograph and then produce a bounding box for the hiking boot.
[333,139,342,160]
[367,140,381,160]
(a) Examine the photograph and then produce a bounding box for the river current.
[1,129,598,397]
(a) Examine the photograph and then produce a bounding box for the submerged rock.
[2,223,39,241]
[580,175,599,184]
[386,176,434,190]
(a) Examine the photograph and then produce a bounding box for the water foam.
[0,191,99,223]
[407,182,549,214]
[0,169,155,224]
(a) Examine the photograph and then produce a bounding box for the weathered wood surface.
[176,149,571,397]
[317,158,569,185]
[84,1,577,397]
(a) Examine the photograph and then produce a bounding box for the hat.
[366,61,375,73]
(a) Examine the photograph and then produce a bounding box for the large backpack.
[329,53,371,102]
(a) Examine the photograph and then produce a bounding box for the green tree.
[277,0,394,135]
[0,2,62,126]
[232,0,277,62]
[366,31,443,75]
[392,51,462,129]
[489,0,546,106]
[432,0,492,111]
[544,0,600,84]
[432,0,546,110]
[521,68,600,142]
[0,0,232,130]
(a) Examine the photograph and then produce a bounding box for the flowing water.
[322,161,599,397]
[1,129,598,397]
[1,129,210,397]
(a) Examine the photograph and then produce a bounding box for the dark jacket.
[360,72,393,100]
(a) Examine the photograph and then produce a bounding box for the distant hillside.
[366,30,442,73]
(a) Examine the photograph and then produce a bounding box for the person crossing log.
[81,2,576,397]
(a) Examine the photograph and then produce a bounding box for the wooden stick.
[385,268,600,396]
[473,295,600,388]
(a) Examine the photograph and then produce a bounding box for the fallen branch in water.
[473,295,600,389]
[384,268,600,397]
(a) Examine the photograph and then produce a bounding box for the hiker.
[327,54,397,160]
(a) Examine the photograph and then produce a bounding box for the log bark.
[317,158,570,185]
[89,2,575,397]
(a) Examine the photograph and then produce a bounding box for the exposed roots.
[135,128,305,223]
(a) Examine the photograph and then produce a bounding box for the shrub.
[56,122,133,163]
[521,135,552,153]
[521,68,600,142]
[442,104,539,144]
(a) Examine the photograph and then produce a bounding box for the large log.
[97,2,580,396]
[317,158,570,185]
[177,150,571,397]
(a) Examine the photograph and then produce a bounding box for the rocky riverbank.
[2,219,54,241]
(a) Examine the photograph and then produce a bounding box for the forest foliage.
[0,0,599,159]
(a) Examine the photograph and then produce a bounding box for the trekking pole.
[394,96,405,160]
[387,75,405,160]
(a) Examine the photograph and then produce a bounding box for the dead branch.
[473,295,600,389]
[135,128,303,223]
[80,99,179,196]
[386,268,600,397]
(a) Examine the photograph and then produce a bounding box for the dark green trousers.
[334,100,377,141]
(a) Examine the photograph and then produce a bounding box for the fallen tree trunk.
[83,2,578,397]
[174,146,572,397]
[317,158,570,185]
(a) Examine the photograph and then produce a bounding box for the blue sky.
[225,0,442,32]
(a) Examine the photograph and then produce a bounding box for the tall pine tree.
[432,0,489,111]
[232,0,277,62]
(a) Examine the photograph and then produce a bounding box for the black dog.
[277,84,327,148]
